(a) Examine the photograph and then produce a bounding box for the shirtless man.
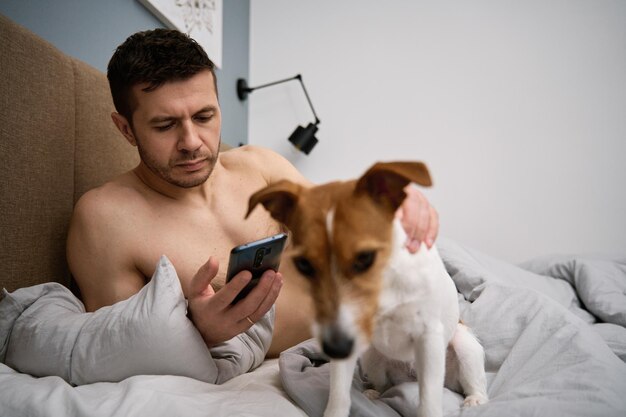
[67,29,439,358]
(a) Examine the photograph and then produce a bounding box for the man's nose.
[177,121,202,152]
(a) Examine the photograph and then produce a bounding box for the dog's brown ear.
[246,180,302,226]
[355,161,432,212]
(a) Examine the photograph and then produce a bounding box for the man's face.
[127,70,222,188]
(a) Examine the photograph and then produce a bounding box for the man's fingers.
[413,191,430,242]
[248,272,283,323]
[230,269,280,320]
[398,184,440,251]
[190,256,220,296]
[425,205,439,248]
[401,187,430,253]
[216,269,253,307]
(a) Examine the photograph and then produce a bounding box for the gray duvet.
[279,238,626,417]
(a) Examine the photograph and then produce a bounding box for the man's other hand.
[397,185,439,253]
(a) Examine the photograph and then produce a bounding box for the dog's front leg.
[324,355,359,417]
[415,329,446,417]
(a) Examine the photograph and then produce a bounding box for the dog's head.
[247,162,432,359]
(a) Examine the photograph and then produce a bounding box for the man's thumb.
[190,256,219,296]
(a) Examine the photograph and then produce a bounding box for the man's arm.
[67,189,146,312]
[240,145,313,188]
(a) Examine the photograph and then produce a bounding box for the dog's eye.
[293,256,316,279]
[353,250,376,274]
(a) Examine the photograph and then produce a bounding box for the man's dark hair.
[107,29,217,121]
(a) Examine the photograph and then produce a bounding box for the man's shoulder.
[219,144,308,185]
[72,172,143,225]
[220,144,282,168]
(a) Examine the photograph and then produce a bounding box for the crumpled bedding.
[279,238,626,417]
[0,358,306,417]
[0,257,307,417]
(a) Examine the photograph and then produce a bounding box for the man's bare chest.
[131,204,280,297]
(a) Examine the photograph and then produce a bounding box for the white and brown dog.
[247,162,488,417]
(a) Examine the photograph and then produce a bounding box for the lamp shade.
[288,123,319,155]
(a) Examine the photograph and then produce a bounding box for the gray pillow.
[0,256,273,385]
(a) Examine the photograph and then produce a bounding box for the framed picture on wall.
[138,0,223,68]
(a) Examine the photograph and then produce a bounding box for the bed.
[2,238,625,417]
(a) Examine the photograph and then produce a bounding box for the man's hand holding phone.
[186,235,286,348]
[225,233,287,304]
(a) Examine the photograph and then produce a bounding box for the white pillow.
[0,256,273,385]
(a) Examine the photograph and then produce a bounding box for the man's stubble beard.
[136,138,221,189]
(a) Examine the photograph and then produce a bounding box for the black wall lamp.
[237,74,320,155]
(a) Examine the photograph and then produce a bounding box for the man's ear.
[355,161,432,213]
[246,180,302,227]
[111,112,137,146]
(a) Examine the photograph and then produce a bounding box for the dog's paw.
[463,393,488,407]
[363,389,381,401]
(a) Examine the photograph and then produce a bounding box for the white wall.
[248,0,626,263]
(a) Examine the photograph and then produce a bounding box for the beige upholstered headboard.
[0,15,139,292]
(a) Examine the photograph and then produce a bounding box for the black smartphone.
[226,233,288,304]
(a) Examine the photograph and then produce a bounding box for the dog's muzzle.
[321,324,355,359]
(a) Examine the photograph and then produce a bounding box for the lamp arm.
[295,75,320,125]
[245,75,300,92]
[237,74,321,125]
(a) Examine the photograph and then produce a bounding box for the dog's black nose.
[322,328,354,359]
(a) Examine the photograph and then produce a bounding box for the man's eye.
[195,114,213,123]
[293,256,316,279]
[155,123,173,131]
[352,251,376,274]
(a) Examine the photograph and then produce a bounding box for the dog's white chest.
[370,221,459,361]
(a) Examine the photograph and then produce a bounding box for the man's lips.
[175,158,207,171]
